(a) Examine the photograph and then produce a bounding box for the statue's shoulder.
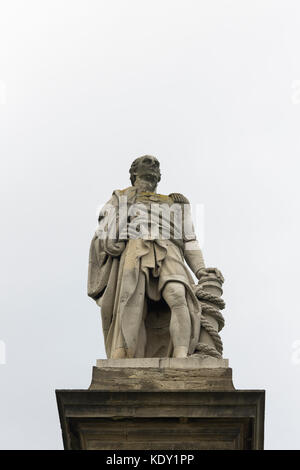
[113,186,135,197]
[113,186,131,195]
[112,186,137,204]
[168,192,190,204]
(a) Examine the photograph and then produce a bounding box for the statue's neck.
[134,177,157,193]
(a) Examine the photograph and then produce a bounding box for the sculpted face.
[134,155,161,186]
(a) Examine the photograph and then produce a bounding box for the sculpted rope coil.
[194,284,225,358]
[194,343,222,359]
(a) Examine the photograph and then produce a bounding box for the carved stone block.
[56,361,265,450]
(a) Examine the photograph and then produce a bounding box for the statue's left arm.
[169,192,223,282]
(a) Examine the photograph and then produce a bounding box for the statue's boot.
[111,347,126,359]
[173,346,188,358]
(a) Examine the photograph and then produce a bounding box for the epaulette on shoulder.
[168,193,190,204]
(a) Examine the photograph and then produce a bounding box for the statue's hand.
[197,267,224,283]
[106,239,126,256]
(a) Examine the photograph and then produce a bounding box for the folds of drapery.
[87,187,202,358]
[88,235,201,358]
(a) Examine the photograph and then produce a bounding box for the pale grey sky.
[0,0,300,449]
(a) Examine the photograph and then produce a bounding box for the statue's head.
[129,155,161,187]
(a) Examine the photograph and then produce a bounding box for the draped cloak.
[87,186,201,358]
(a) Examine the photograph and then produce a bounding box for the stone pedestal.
[56,358,265,450]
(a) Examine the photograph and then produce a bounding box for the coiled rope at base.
[193,286,225,359]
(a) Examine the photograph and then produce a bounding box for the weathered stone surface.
[88,155,226,360]
[56,361,264,449]
[56,388,265,450]
[90,367,234,392]
[90,358,233,392]
[96,356,229,369]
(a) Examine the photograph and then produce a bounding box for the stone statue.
[88,155,225,359]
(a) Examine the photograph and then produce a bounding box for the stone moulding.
[56,388,265,450]
[56,359,265,450]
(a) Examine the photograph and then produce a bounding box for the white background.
[1,0,300,449]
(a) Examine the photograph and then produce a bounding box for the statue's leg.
[162,281,191,358]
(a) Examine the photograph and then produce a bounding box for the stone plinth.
[90,357,233,392]
[95,356,229,369]
[56,359,265,450]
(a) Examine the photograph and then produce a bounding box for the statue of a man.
[88,156,223,359]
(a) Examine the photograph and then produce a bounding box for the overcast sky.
[1,0,300,449]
